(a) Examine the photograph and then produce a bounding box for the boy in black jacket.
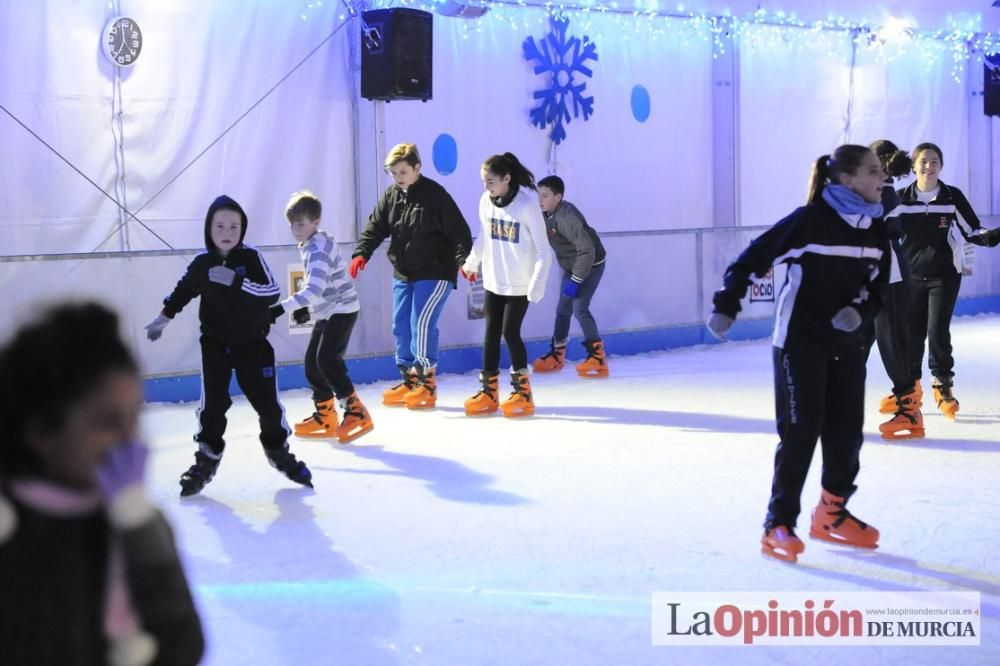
[145,195,312,496]
[350,143,472,410]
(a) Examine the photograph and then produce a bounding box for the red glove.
[349,256,367,279]
[459,267,477,283]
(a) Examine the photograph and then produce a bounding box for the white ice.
[143,315,1000,666]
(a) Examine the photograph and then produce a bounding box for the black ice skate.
[265,444,314,488]
[179,445,222,497]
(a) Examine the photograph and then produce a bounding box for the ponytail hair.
[869,139,912,179]
[482,152,537,191]
[806,144,872,204]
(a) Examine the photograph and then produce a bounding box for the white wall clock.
[102,16,142,67]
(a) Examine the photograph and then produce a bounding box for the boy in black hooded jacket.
[145,195,313,496]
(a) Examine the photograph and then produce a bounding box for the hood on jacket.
[203,195,248,254]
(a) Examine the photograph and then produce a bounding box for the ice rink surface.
[144,315,1000,665]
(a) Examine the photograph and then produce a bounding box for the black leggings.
[482,291,530,372]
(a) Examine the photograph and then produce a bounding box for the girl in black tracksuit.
[708,145,890,563]
[865,140,923,440]
[889,142,999,418]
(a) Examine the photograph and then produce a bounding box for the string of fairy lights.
[297,0,1000,83]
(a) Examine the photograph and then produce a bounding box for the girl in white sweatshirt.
[461,152,552,417]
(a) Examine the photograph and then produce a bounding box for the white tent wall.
[1,1,999,386]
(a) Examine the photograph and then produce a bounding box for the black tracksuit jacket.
[354,175,473,284]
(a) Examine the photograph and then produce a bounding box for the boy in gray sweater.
[532,176,610,377]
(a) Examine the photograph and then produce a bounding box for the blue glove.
[96,440,156,530]
[563,279,581,299]
[96,440,148,498]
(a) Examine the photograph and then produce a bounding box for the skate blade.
[808,529,878,550]
[502,407,534,418]
[338,423,374,444]
[295,430,339,439]
[760,544,800,563]
[404,401,436,410]
[465,402,498,416]
[382,399,407,407]
[577,369,609,378]
[880,428,925,440]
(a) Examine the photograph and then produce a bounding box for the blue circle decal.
[432,134,458,176]
[631,85,651,123]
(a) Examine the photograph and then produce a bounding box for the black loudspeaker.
[361,8,433,102]
[986,55,1000,117]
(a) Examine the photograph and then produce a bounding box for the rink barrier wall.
[142,293,1000,403]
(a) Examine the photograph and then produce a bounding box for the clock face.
[103,17,142,67]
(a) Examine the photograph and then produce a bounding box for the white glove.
[144,313,170,341]
[706,313,735,341]
[208,265,236,286]
[831,306,862,332]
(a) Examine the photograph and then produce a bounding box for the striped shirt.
[279,230,360,319]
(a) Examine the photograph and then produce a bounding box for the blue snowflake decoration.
[522,16,598,145]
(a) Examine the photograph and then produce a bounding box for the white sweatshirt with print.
[463,188,552,303]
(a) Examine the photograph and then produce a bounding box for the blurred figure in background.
[0,301,204,666]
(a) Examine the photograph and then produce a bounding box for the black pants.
[765,342,867,530]
[874,281,914,394]
[906,273,961,383]
[196,336,289,455]
[304,312,358,402]
[482,291,530,372]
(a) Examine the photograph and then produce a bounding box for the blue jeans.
[392,278,451,369]
[553,261,605,342]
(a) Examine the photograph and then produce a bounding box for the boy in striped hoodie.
[269,191,373,443]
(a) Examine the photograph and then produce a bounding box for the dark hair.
[911,142,943,168]
[0,302,139,477]
[482,153,537,191]
[285,191,322,222]
[537,175,565,195]
[869,139,913,179]
[806,144,873,204]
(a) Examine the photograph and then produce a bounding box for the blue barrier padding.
[143,294,1000,404]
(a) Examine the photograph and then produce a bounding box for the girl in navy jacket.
[708,145,891,563]
[887,142,1000,420]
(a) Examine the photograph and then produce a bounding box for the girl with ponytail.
[865,139,924,440]
[707,144,891,563]
[460,152,552,418]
